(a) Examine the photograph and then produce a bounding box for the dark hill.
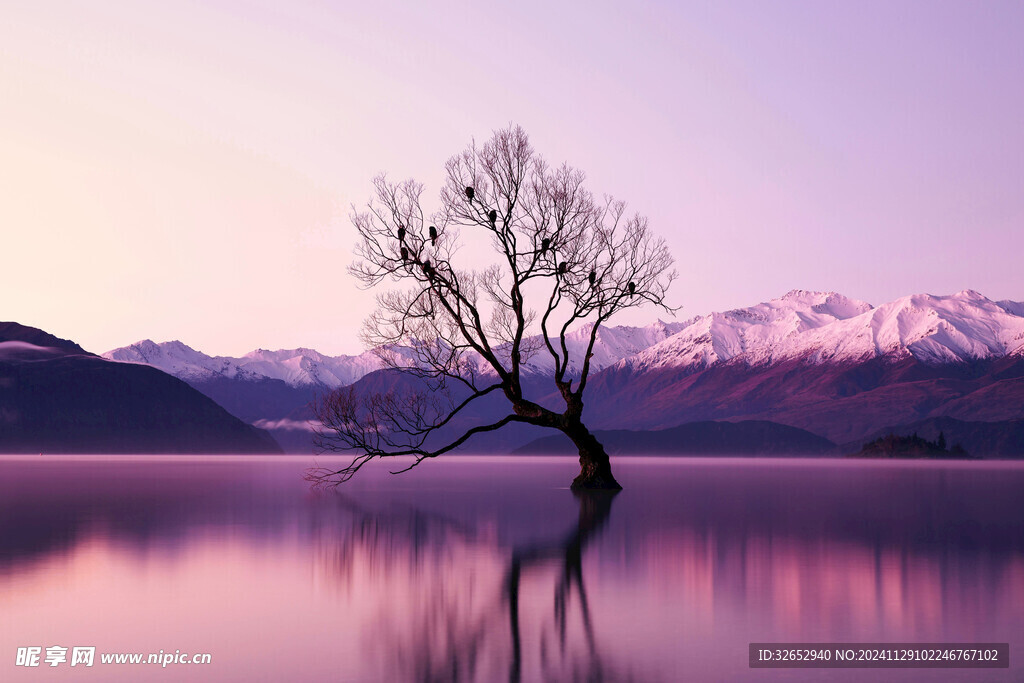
[842,417,1024,458]
[512,420,836,456]
[0,321,88,355]
[0,324,280,454]
[580,354,1024,446]
[186,375,317,424]
[849,432,970,459]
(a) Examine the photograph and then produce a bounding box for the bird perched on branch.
[429,225,438,245]
[464,186,475,201]
[589,270,597,287]
[541,237,551,254]
[400,246,409,261]
[488,209,497,227]
[627,281,636,296]
[397,226,406,242]
[558,262,568,275]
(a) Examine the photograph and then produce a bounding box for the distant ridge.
[104,340,383,389]
[512,420,836,456]
[103,320,692,389]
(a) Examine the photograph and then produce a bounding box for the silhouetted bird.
[422,260,434,278]
[400,246,409,261]
[397,226,406,242]
[429,225,438,245]
[541,237,550,253]
[465,186,475,201]
[558,262,568,275]
[488,209,497,226]
[627,281,636,295]
[589,271,597,287]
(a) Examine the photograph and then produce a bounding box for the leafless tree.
[309,125,676,489]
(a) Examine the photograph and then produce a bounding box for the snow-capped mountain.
[105,290,1024,391]
[101,290,1024,455]
[103,341,384,389]
[234,347,383,387]
[622,289,1024,373]
[104,320,692,389]
[516,320,691,376]
[579,289,1024,450]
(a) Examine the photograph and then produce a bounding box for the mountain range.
[580,289,1024,446]
[104,340,383,389]
[100,289,1024,457]
[616,289,1024,370]
[103,319,692,388]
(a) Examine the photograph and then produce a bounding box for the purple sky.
[2,1,1022,356]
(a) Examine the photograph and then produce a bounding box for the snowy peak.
[816,290,1024,364]
[235,347,381,387]
[996,299,1024,318]
[104,339,232,381]
[775,289,875,318]
[626,290,873,370]
[104,342,384,389]
[519,320,692,375]
[627,289,1024,371]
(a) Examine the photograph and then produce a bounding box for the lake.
[1,455,1022,681]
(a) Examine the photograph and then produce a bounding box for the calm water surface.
[1,455,1022,681]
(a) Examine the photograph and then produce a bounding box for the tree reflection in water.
[507,491,617,683]
[314,490,634,682]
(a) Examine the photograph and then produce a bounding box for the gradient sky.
[2,1,1022,356]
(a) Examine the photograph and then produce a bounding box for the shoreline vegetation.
[849,432,973,459]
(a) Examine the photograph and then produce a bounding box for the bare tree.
[310,125,676,489]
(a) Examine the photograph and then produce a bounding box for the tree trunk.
[564,422,622,490]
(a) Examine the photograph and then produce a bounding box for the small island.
[849,432,973,459]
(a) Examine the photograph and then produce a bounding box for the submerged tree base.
[570,456,623,491]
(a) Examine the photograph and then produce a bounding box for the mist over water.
[1,456,1022,681]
